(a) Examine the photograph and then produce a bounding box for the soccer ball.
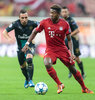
[34,82,48,95]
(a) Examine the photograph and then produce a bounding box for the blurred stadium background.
[0,0,95,58]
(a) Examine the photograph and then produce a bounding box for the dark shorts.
[65,37,81,57]
[72,37,81,57]
[17,44,35,66]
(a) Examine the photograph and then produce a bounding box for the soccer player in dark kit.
[61,6,85,79]
[3,9,38,88]
[22,4,93,94]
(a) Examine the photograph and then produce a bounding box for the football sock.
[21,67,28,80]
[73,70,86,90]
[78,61,84,75]
[46,67,61,85]
[27,63,34,80]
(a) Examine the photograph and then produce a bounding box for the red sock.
[46,67,61,85]
[73,70,86,90]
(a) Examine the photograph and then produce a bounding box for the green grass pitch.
[0,56,95,100]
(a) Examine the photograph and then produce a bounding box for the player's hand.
[71,53,75,60]
[22,44,29,53]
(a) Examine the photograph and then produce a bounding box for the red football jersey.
[36,18,71,50]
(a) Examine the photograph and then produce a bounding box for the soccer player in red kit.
[22,4,93,94]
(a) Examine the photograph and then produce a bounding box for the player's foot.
[24,80,28,88]
[82,88,94,94]
[57,84,65,94]
[82,74,86,80]
[68,72,72,78]
[28,80,35,87]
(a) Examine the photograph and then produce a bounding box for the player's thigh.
[44,57,53,67]
[26,51,33,59]
[59,50,75,67]
[44,52,57,67]
[17,51,26,68]
[25,44,35,59]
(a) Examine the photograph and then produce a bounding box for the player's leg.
[59,48,93,93]
[75,56,85,79]
[68,64,93,93]
[68,71,72,78]
[73,37,85,79]
[44,53,64,94]
[25,45,35,87]
[17,51,28,88]
[26,53,35,87]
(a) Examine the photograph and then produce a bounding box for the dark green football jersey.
[66,16,78,32]
[6,20,38,50]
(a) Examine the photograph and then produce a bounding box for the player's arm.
[22,29,38,53]
[66,34,73,54]
[3,29,12,41]
[71,28,79,36]
[3,23,15,41]
[66,34,75,59]
[70,18,79,36]
[28,28,38,43]
[22,20,44,53]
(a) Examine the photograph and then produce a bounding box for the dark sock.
[78,62,84,75]
[73,70,86,90]
[21,67,28,80]
[27,63,34,80]
[46,67,61,85]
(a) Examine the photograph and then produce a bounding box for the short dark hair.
[20,9,27,14]
[50,4,61,14]
[62,6,69,10]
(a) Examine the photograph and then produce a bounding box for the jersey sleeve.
[35,20,44,32]
[6,22,15,32]
[70,18,78,31]
[33,21,39,28]
[65,22,71,36]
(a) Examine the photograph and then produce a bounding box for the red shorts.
[44,47,75,67]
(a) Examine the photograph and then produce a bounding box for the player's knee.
[44,58,52,68]
[44,61,52,68]
[26,58,32,65]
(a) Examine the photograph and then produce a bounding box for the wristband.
[26,41,30,45]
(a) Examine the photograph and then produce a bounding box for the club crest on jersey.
[48,27,51,30]
[29,26,33,30]
[59,27,63,31]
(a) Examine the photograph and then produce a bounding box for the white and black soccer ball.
[34,82,48,95]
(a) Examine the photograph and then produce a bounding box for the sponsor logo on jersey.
[49,31,55,38]
[18,34,29,39]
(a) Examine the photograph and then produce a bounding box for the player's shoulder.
[9,19,19,28]
[15,19,20,23]
[60,18,69,25]
[68,16,75,23]
[12,19,21,26]
[28,20,38,25]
